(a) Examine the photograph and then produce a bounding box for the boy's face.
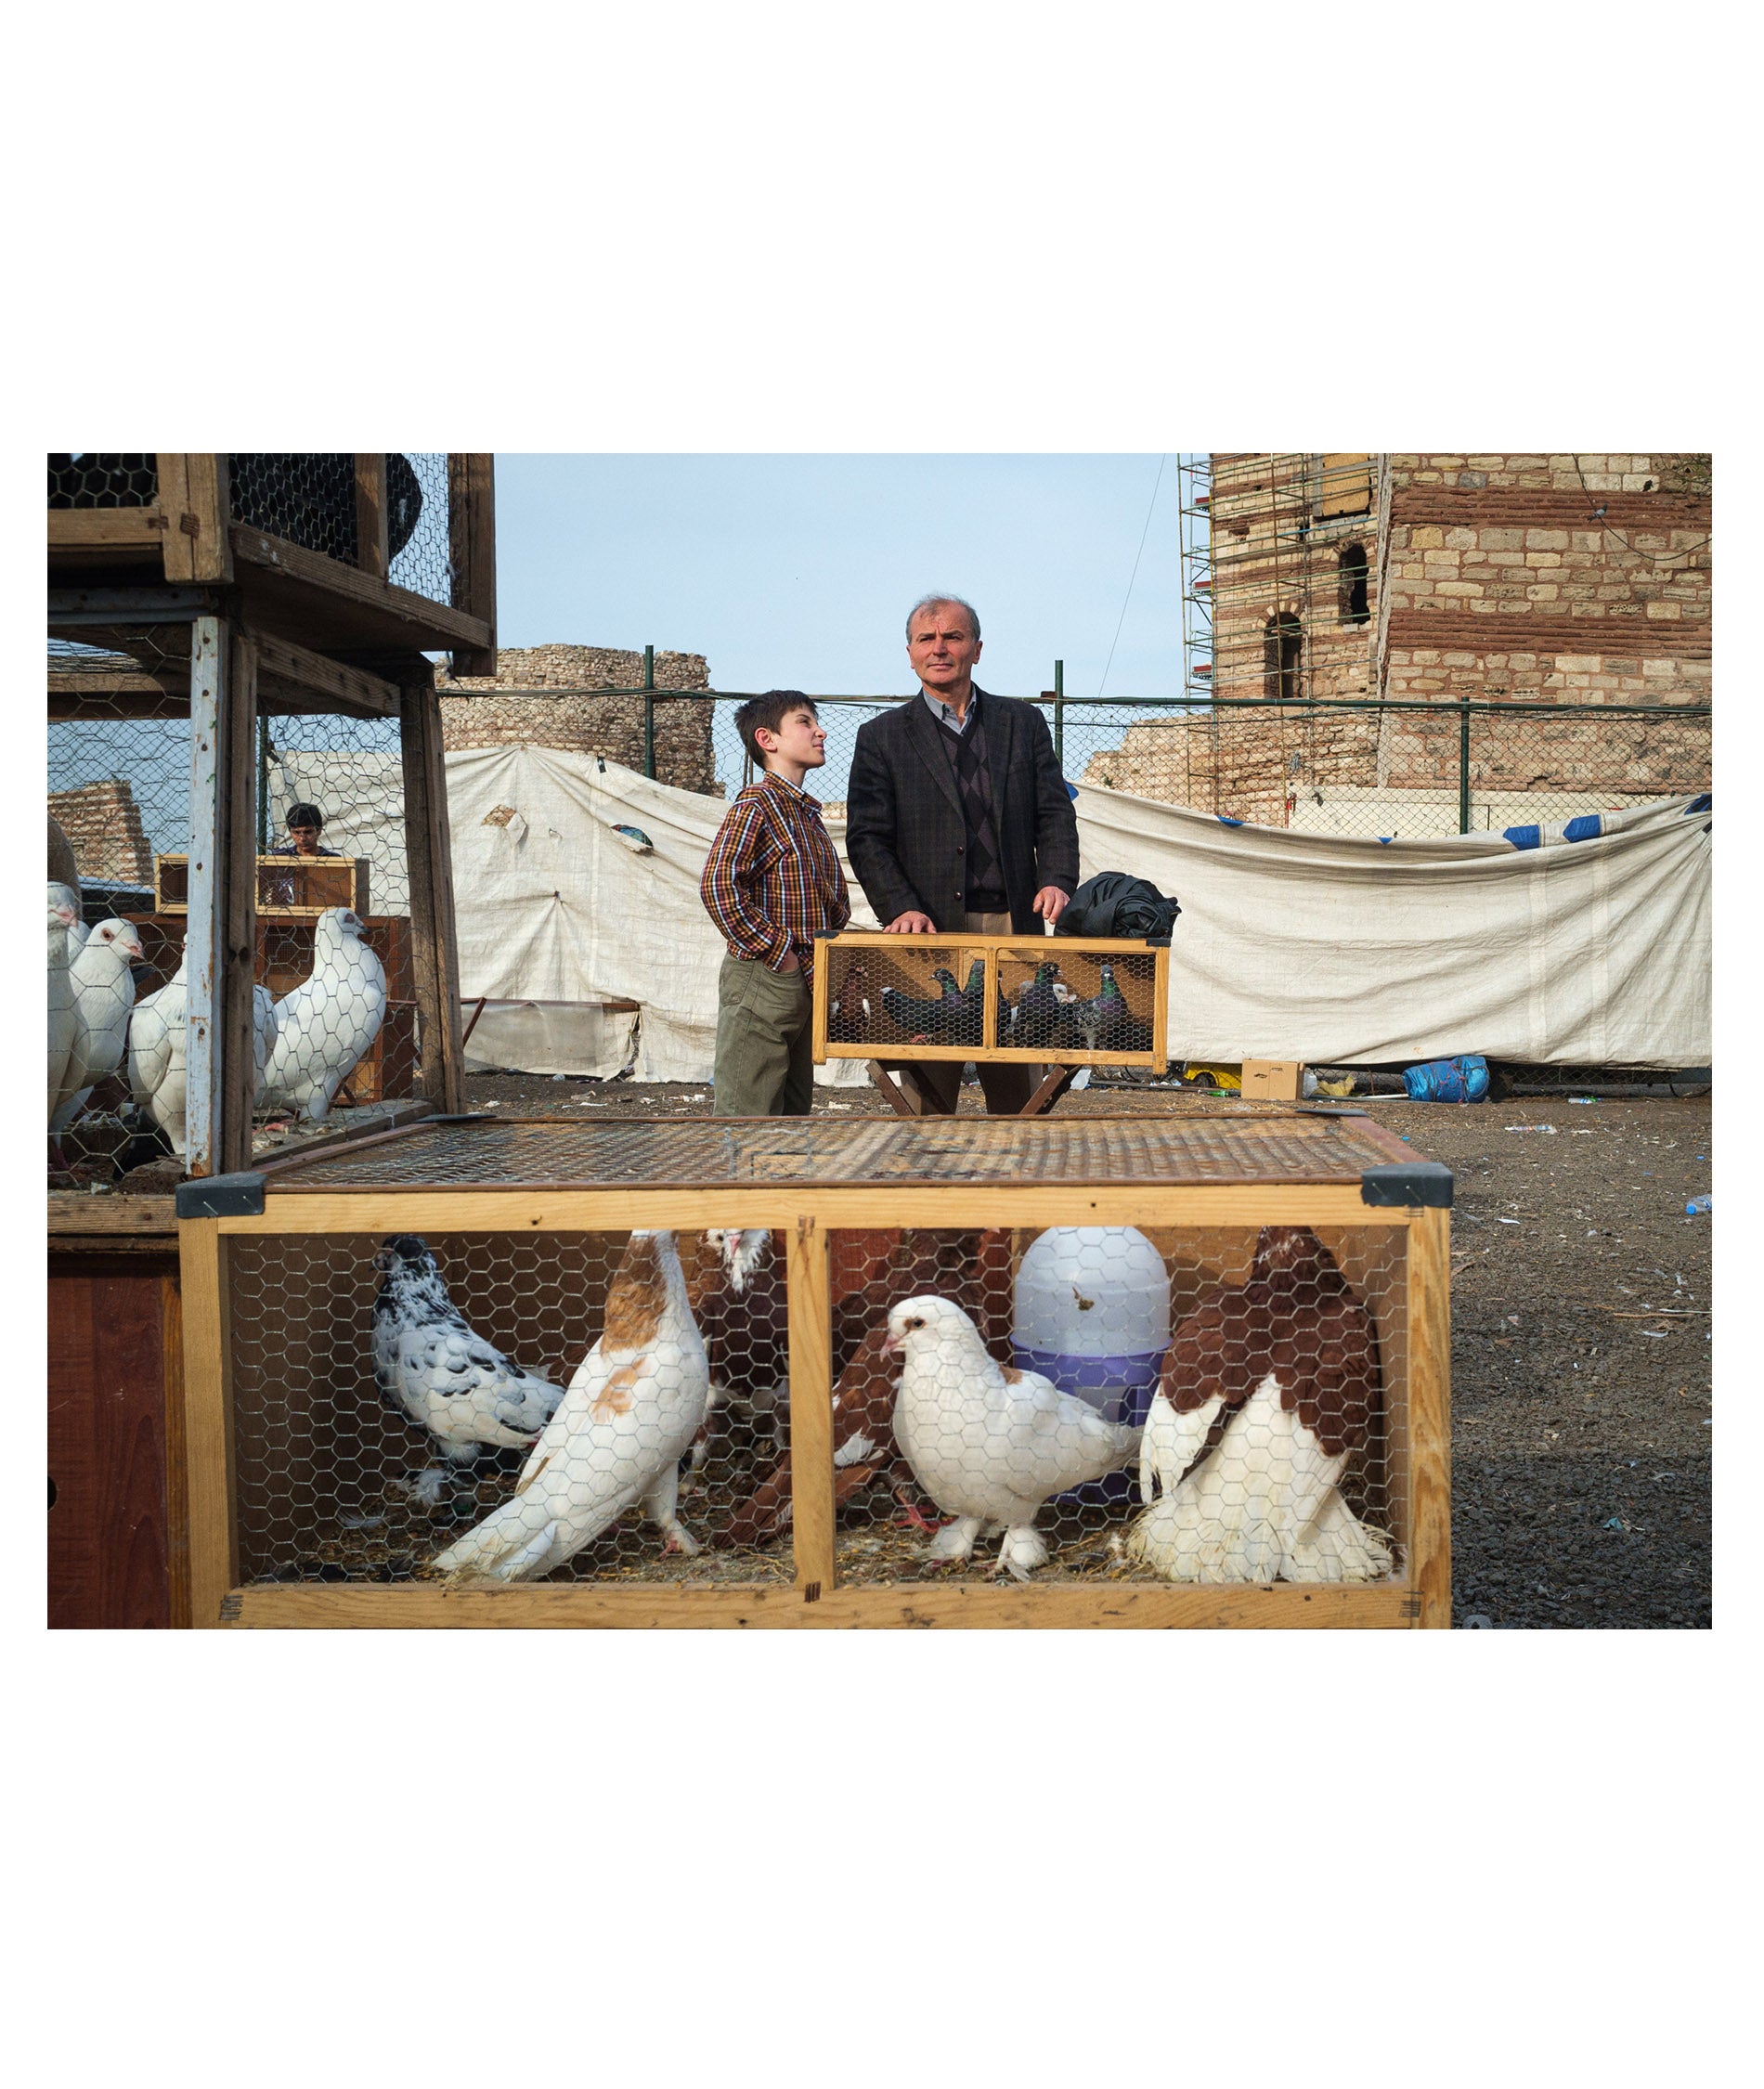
[758,706,827,771]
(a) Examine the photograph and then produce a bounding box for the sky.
[493,453,1187,704]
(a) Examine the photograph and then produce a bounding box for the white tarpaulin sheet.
[279,746,1709,1078]
[1074,784,1711,1068]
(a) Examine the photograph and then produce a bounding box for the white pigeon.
[371,1236,565,1506]
[262,907,386,1123]
[432,1229,710,1582]
[887,1294,1144,1579]
[51,917,145,1132]
[1129,1373,1394,1586]
[47,883,80,1126]
[124,947,279,1157]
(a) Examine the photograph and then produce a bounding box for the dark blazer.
[844,687,1080,935]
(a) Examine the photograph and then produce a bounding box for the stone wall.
[1378,453,1712,711]
[47,779,153,886]
[436,644,721,796]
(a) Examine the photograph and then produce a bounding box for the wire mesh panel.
[47,454,159,505]
[827,1221,1407,1589]
[226,1226,795,1588]
[823,936,995,1056]
[994,943,1160,1060]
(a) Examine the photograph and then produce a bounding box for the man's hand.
[1032,887,1069,927]
[885,912,938,934]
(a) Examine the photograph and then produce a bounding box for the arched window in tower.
[1340,542,1370,627]
[1264,613,1303,701]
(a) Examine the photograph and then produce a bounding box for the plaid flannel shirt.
[700,772,850,986]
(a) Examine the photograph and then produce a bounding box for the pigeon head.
[87,918,146,960]
[932,967,960,993]
[704,1226,771,1294]
[884,1293,978,1357]
[375,1234,438,1278]
[48,882,80,929]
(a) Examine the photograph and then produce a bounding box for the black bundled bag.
[1055,871,1181,941]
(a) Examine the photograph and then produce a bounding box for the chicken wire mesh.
[47,627,420,1175]
[47,453,159,505]
[227,452,451,603]
[227,1226,799,1587]
[828,1221,1405,1588]
[220,1216,1407,1595]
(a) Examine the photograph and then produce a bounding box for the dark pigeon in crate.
[371,1236,564,1506]
[1006,961,1065,1048]
[1061,963,1133,1053]
[881,966,966,1041]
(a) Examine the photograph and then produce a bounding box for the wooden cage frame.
[812,931,1171,1071]
[176,1160,1450,1630]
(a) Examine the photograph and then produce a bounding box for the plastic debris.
[1602,1516,1628,1531]
[1504,1124,1557,1134]
[1685,1194,1711,1215]
[1463,1615,1494,1629]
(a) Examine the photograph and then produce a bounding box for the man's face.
[907,603,981,694]
[287,823,321,856]
[759,706,827,771]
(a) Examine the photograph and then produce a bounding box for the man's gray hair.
[905,593,980,642]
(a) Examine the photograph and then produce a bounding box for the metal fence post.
[1054,657,1065,772]
[643,642,656,779]
[1459,696,1472,834]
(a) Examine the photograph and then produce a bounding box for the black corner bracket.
[1360,1161,1455,1209]
[176,1170,267,1219]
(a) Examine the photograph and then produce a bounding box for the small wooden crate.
[813,931,1169,1070]
[153,852,370,917]
[175,1110,1450,1629]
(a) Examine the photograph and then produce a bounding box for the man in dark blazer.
[845,594,1079,1113]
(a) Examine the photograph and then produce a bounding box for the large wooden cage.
[175,1109,1452,1628]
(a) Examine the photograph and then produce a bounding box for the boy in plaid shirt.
[700,691,850,1115]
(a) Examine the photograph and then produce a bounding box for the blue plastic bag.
[1402,1055,1490,1103]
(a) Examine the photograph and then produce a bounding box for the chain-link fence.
[47,625,420,1178]
[607,688,1712,842]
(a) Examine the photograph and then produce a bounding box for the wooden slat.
[399,668,466,1112]
[249,629,401,719]
[47,508,168,551]
[181,454,234,583]
[354,455,389,580]
[447,453,498,678]
[155,454,195,580]
[218,1579,1421,1628]
[219,632,259,1174]
[811,953,830,1066]
[216,1183,1409,1235]
[1151,945,1170,1073]
[787,1217,836,1593]
[162,1267,191,1628]
[231,524,493,650]
[1406,1206,1453,1628]
[178,1223,239,1626]
[47,1193,178,1239]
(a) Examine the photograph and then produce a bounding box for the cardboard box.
[1241,1058,1304,1101]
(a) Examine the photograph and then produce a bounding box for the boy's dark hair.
[733,690,818,771]
[284,801,325,830]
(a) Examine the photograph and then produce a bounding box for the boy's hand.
[777,950,801,972]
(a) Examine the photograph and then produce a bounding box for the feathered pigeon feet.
[922,1515,982,1567]
[992,1525,1049,1582]
[393,1466,454,1509]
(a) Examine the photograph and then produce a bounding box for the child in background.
[700,691,850,1115]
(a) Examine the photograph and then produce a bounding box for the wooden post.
[219,633,260,1174]
[185,616,226,1176]
[157,453,233,584]
[399,664,466,1112]
[787,1215,836,1596]
[1407,1206,1453,1628]
[355,454,389,580]
[179,1223,239,1626]
[447,453,497,678]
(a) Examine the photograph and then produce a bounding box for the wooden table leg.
[1019,1065,1079,1116]
[866,1060,927,1116]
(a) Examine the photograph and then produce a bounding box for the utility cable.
[1098,453,1166,699]
[1573,453,1711,562]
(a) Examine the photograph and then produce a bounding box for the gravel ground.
[460,1069,1714,1629]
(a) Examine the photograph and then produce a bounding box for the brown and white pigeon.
[1128,1226,1394,1585]
[432,1229,710,1582]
